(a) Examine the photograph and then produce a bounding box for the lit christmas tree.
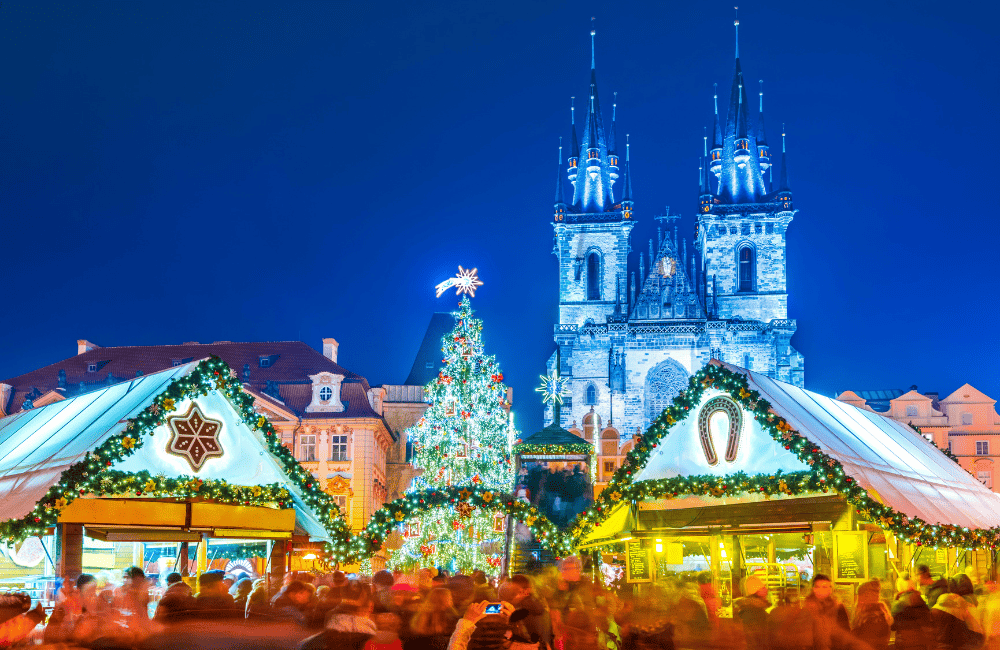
[392,292,515,573]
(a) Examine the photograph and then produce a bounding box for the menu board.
[834,531,867,581]
[626,540,653,583]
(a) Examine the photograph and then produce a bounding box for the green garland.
[513,443,592,456]
[0,357,355,563]
[360,486,573,556]
[568,363,1000,551]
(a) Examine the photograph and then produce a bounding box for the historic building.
[0,339,394,532]
[545,25,805,443]
[838,385,1000,492]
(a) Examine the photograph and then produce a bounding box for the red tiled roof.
[1,341,382,420]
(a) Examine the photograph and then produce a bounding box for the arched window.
[601,428,619,457]
[582,412,600,442]
[586,383,598,405]
[738,246,755,292]
[586,252,601,300]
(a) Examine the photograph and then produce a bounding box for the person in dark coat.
[891,577,935,650]
[917,565,949,608]
[195,569,239,616]
[929,593,984,650]
[805,574,850,632]
[734,576,770,650]
[154,572,196,620]
[852,580,892,650]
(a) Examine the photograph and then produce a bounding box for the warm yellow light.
[655,543,663,553]
[302,553,317,560]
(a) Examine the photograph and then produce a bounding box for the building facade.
[546,27,804,445]
[838,385,1000,492]
[0,338,394,532]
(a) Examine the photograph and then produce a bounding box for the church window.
[586,252,601,300]
[583,412,600,442]
[743,354,752,370]
[766,223,775,234]
[738,246,755,292]
[755,223,763,234]
[644,359,689,430]
[741,223,751,235]
[586,384,598,405]
[730,227,737,235]
[717,225,726,236]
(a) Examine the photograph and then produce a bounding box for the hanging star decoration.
[535,370,571,405]
[435,266,483,298]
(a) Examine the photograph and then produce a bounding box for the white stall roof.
[720,362,1000,529]
[0,361,331,541]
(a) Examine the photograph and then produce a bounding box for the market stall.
[577,360,1000,610]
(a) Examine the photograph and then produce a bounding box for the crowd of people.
[515,463,592,527]
[1,557,999,650]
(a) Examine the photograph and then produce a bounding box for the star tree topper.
[536,370,571,405]
[435,266,483,298]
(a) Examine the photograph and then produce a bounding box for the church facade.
[546,28,805,441]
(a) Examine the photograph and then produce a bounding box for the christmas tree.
[392,296,515,573]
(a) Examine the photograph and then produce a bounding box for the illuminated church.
[545,23,804,440]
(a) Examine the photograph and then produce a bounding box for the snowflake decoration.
[435,266,484,298]
[535,370,571,405]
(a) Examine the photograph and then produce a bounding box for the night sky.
[2,1,997,434]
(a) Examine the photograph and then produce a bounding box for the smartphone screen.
[484,602,503,614]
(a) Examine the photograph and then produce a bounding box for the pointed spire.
[608,92,618,155]
[587,89,599,151]
[555,137,565,205]
[569,97,579,159]
[621,134,633,202]
[590,17,596,69]
[779,123,791,191]
[736,73,748,139]
[734,6,740,58]
[756,79,768,146]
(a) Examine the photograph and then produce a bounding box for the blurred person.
[117,565,152,623]
[446,600,515,650]
[561,609,600,650]
[196,569,239,615]
[232,576,254,613]
[273,580,316,626]
[366,612,404,650]
[0,598,46,647]
[154,571,195,620]
[327,582,377,635]
[222,574,236,594]
[891,575,935,650]
[930,593,984,650]
[43,573,92,642]
[852,580,892,650]
[805,574,850,632]
[472,571,498,603]
[500,575,551,650]
[769,592,818,650]
[952,574,978,608]
[449,575,476,614]
[409,585,460,647]
[672,577,710,648]
[917,565,949,608]
[734,576,770,650]
[246,578,272,618]
[696,572,721,632]
[374,570,396,612]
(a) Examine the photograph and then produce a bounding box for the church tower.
[695,13,804,386]
[553,27,634,329]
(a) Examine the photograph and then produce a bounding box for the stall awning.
[577,503,635,549]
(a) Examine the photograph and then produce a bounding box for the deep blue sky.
[2,1,998,434]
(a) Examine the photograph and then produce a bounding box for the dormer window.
[258,354,279,368]
[320,386,333,402]
[306,372,345,413]
[87,363,97,373]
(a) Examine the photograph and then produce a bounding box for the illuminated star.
[435,266,484,298]
[535,370,570,405]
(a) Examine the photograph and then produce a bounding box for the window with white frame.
[962,413,974,425]
[906,405,918,417]
[299,434,316,462]
[319,386,333,401]
[976,441,989,456]
[978,470,993,489]
[330,434,348,461]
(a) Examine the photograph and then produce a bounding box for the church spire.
[567,98,579,195]
[608,92,620,196]
[621,134,634,219]
[756,79,771,180]
[710,83,723,179]
[776,124,793,211]
[555,137,566,206]
[734,6,740,59]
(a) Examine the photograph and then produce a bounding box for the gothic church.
[546,24,804,440]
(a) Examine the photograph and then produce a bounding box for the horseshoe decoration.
[698,396,744,466]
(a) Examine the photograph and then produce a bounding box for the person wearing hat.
[931,593,983,650]
[734,576,770,650]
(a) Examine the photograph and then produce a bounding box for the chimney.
[0,383,11,416]
[322,338,339,364]
[77,340,99,355]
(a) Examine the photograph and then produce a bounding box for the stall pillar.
[178,542,190,576]
[269,540,288,588]
[196,535,208,593]
[55,523,83,580]
[730,535,746,598]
